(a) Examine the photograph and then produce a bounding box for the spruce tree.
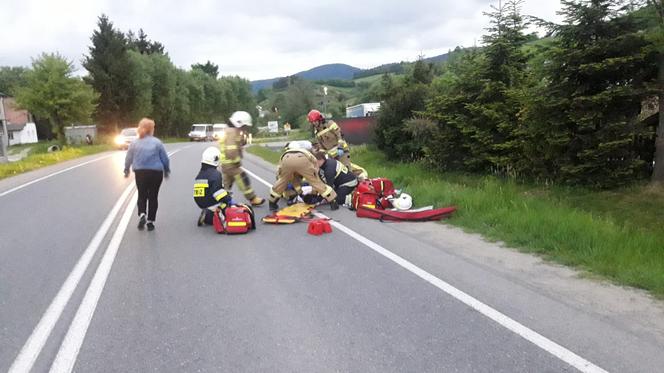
[526,0,654,187]
[83,15,133,131]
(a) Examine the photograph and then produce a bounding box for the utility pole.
[0,94,8,163]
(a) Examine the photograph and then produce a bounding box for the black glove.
[123,170,129,178]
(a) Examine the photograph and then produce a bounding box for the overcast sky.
[0,0,563,81]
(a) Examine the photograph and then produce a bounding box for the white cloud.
[0,0,563,80]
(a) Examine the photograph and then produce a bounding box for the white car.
[114,128,138,150]
[212,123,227,140]
[188,124,213,141]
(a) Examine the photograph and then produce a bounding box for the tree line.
[375,0,663,188]
[1,14,256,141]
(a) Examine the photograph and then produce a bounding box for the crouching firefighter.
[268,141,338,211]
[314,151,358,206]
[220,111,265,207]
[194,147,234,226]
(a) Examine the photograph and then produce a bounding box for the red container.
[307,220,323,235]
[321,220,332,233]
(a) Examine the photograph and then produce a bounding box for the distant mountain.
[251,63,361,92]
[250,53,453,92]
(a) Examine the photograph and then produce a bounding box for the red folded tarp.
[358,206,457,222]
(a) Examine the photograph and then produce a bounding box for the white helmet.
[201,146,221,167]
[286,140,313,151]
[229,111,252,128]
[392,193,413,211]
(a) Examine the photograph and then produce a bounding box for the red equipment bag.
[369,178,396,197]
[224,204,256,234]
[358,206,457,222]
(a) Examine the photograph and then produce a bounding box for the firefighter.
[314,151,358,206]
[220,111,265,206]
[307,109,351,169]
[194,147,234,226]
[269,141,337,211]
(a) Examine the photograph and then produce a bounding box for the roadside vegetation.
[248,144,664,298]
[0,142,112,180]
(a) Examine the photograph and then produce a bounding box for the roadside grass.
[251,129,312,144]
[248,144,664,298]
[247,144,283,164]
[0,143,112,180]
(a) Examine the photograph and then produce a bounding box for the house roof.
[7,123,26,131]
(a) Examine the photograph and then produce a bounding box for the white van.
[212,123,227,140]
[188,124,213,141]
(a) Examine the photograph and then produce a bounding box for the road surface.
[1,142,664,372]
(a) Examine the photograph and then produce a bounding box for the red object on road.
[212,210,225,234]
[307,219,332,235]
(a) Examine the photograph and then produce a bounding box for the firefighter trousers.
[270,152,336,203]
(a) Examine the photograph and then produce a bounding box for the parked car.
[212,123,227,140]
[188,124,213,141]
[114,128,138,150]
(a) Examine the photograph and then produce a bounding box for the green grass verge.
[247,144,283,164]
[0,144,112,180]
[251,129,312,144]
[248,144,664,298]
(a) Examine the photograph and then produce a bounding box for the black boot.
[269,201,279,212]
[330,200,339,210]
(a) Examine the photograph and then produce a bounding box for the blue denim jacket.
[124,136,170,174]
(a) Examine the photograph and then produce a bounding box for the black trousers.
[134,170,164,221]
[335,185,355,205]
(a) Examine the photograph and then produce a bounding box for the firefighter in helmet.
[220,111,265,206]
[307,109,351,169]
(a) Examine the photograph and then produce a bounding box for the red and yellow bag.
[224,204,256,234]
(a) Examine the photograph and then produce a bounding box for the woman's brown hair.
[137,118,155,139]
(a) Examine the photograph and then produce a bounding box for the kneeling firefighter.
[220,111,265,206]
[194,147,234,225]
[269,141,337,211]
[314,151,358,206]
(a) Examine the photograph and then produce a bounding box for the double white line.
[9,148,183,373]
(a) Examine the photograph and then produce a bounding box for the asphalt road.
[1,142,663,372]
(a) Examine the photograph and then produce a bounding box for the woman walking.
[124,118,170,231]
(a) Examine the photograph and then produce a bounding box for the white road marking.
[0,154,114,197]
[8,149,183,373]
[7,183,135,373]
[242,165,608,373]
[46,149,183,373]
[49,191,138,373]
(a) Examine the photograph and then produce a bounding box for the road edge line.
[242,165,608,373]
[0,154,114,198]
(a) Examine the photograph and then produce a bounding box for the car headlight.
[114,136,124,145]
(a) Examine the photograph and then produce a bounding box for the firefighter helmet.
[307,109,324,124]
[229,111,253,128]
[392,193,413,211]
[201,146,221,167]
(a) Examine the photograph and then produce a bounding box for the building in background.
[7,122,38,145]
[345,103,381,118]
[1,93,37,146]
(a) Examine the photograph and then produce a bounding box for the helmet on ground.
[229,111,253,128]
[392,193,413,211]
[307,109,324,124]
[201,146,221,166]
